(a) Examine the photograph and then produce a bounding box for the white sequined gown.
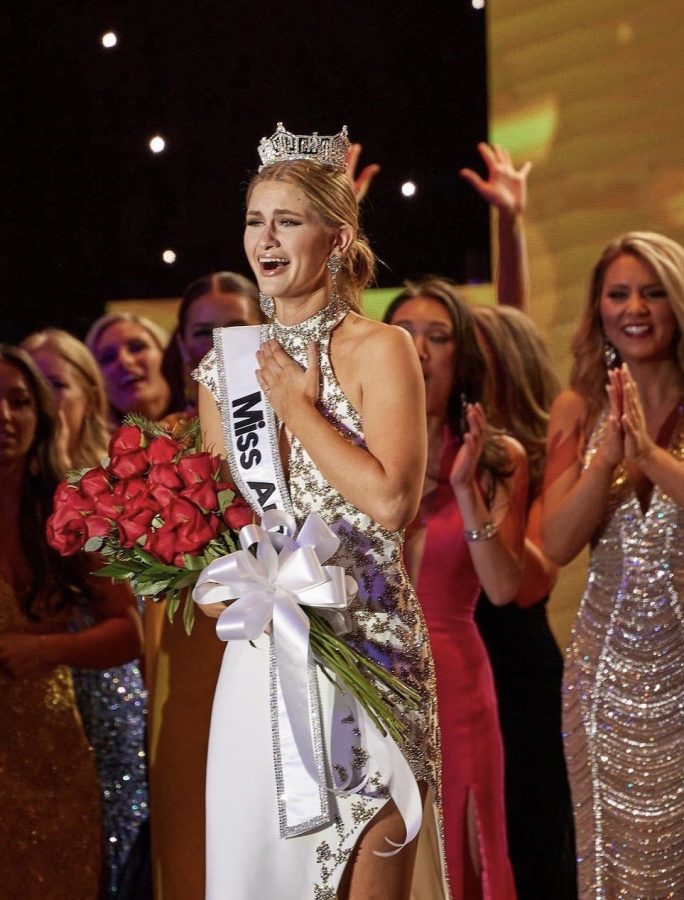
[194,301,448,900]
[563,412,684,898]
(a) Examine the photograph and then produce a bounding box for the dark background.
[2,1,488,342]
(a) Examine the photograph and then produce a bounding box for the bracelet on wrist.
[463,521,498,543]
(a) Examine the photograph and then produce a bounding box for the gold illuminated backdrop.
[489,0,684,644]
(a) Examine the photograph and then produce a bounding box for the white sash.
[214,325,293,519]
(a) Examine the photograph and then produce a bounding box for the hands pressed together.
[603,364,655,467]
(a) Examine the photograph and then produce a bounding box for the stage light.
[101,32,118,48]
[149,136,166,154]
[401,181,417,198]
[472,0,485,8]
[162,249,177,264]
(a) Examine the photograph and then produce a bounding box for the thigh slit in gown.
[414,433,516,900]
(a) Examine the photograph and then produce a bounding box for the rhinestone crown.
[257,122,350,173]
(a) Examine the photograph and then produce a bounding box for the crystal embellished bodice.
[563,410,684,898]
[266,299,439,787]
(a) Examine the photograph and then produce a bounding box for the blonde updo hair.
[571,231,684,428]
[246,160,376,312]
[20,328,111,468]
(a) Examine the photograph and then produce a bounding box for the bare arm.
[541,389,622,565]
[460,143,532,312]
[451,406,528,605]
[0,575,143,678]
[515,497,559,608]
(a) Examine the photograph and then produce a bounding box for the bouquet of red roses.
[47,414,253,632]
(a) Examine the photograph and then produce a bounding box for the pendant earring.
[327,255,341,283]
[259,291,275,318]
[603,338,619,370]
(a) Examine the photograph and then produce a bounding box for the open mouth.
[259,257,289,276]
[120,373,144,388]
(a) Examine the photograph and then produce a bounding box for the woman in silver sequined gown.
[194,143,448,899]
[542,232,684,897]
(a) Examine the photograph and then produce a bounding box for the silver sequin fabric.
[563,412,684,898]
[71,603,148,896]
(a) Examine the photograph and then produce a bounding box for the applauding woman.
[543,232,684,897]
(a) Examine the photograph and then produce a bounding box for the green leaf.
[217,488,236,512]
[183,553,208,571]
[182,589,196,635]
[84,536,104,552]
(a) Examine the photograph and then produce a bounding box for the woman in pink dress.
[386,277,528,899]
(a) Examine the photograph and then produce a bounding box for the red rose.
[176,512,220,553]
[93,492,122,519]
[112,477,151,502]
[109,449,149,479]
[85,515,112,540]
[147,463,183,491]
[47,508,89,556]
[79,468,112,499]
[52,484,96,519]
[177,453,220,487]
[117,508,156,548]
[145,523,179,565]
[180,480,219,512]
[223,498,253,530]
[109,425,144,457]
[147,435,182,465]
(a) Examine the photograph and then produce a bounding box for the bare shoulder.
[549,388,588,423]
[338,313,416,367]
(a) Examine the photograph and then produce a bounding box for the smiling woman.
[86,313,172,425]
[542,232,684,897]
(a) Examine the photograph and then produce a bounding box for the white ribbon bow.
[193,509,422,854]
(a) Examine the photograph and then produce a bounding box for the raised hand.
[460,142,532,218]
[449,403,487,492]
[345,143,381,202]
[256,339,320,425]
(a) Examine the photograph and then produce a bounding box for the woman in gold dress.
[0,345,143,899]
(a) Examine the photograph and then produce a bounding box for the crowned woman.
[192,124,449,900]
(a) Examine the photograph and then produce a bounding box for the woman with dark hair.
[543,232,684,896]
[472,305,577,898]
[20,329,149,897]
[385,278,527,899]
[161,271,262,416]
[0,345,143,898]
[150,271,262,900]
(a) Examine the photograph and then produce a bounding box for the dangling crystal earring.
[327,254,341,283]
[603,338,619,370]
[259,291,274,318]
